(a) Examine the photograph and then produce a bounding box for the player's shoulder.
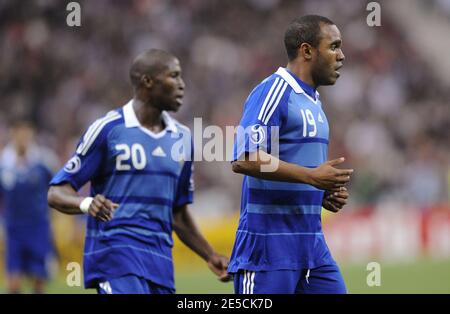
[247,71,293,105]
[76,108,124,156]
[96,108,124,126]
[243,71,293,125]
[84,108,124,134]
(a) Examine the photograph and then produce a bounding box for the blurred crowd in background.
[0,0,449,216]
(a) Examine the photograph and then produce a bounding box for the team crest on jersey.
[250,124,266,145]
[64,156,81,173]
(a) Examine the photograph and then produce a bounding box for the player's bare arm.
[173,204,231,282]
[48,183,118,222]
[232,150,353,190]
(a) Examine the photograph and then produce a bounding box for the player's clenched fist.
[207,253,232,282]
[308,157,353,190]
[323,186,349,213]
[88,194,119,222]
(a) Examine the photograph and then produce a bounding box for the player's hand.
[207,253,232,282]
[308,157,353,190]
[89,194,119,222]
[323,186,349,213]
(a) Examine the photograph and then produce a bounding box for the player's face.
[311,24,345,86]
[150,58,185,112]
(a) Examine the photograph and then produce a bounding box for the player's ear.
[300,43,313,60]
[141,75,153,89]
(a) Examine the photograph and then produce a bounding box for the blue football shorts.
[233,263,347,294]
[96,275,175,294]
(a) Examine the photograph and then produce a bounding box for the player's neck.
[132,98,165,132]
[286,62,316,89]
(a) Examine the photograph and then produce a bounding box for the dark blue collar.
[286,69,317,101]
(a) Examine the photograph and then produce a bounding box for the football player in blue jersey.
[229,15,353,294]
[0,120,57,293]
[47,49,230,294]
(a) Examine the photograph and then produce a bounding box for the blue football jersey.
[229,67,335,272]
[50,100,194,290]
[0,145,56,228]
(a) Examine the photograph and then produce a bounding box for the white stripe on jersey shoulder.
[76,110,121,156]
[275,67,319,104]
[257,76,289,125]
[257,77,280,121]
[258,77,280,120]
[262,80,288,125]
[83,111,120,143]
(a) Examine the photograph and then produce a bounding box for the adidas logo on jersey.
[152,146,166,157]
[318,113,324,123]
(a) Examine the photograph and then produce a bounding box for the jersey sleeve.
[174,136,194,208]
[233,76,290,161]
[50,111,121,191]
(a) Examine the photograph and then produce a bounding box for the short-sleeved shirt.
[50,100,194,289]
[228,67,334,273]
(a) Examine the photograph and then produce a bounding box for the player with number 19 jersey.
[50,100,193,291]
[229,67,335,273]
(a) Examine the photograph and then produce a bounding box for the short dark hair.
[284,15,335,61]
[129,49,176,88]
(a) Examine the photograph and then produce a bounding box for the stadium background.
[0,0,449,293]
